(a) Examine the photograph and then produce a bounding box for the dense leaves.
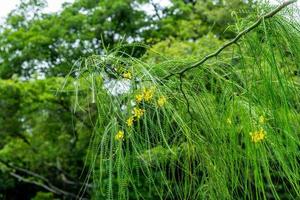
[0,0,251,79]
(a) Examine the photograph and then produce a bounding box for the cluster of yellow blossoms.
[249,115,267,143]
[135,94,143,103]
[122,71,132,80]
[126,116,134,127]
[115,130,124,141]
[135,87,155,103]
[227,115,267,143]
[125,87,154,128]
[133,107,145,119]
[116,86,168,141]
[125,107,145,127]
[135,87,167,107]
[250,128,266,143]
[157,96,167,107]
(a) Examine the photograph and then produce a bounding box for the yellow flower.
[122,71,132,80]
[126,116,134,127]
[259,115,266,124]
[157,96,167,107]
[133,107,145,119]
[250,128,266,143]
[135,94,144,103]
[226,118,232,125]
[115,130,124,141]
[143,87,155,102]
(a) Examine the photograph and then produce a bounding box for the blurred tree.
[0,0,252,79]
[0,78,94,199]
[147,0,255,41]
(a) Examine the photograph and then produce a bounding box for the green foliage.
[70,3,300,199]
[0,0,299,199]
[0,0,250,79]
[0,78,93,198]
[148,0,254,41]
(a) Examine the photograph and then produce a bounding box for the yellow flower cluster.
[250,128,266,143]
[143,87,155,102]
[135,94,143,104]
[135,87,155,103]
[157,96,167,107]
[115,130,124,141]
[125,108,145,127]
[133,107,145,119]
[122,71,132,80]
[126,116,134,127]
[127,87,168,128]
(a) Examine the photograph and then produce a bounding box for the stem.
[162,0,297,80]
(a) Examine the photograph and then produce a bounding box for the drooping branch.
[162,0,297,80]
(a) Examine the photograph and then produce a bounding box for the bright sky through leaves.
[0,0,297,21]
[0,0,74,21]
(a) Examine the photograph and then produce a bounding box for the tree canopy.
[0,0,252,79]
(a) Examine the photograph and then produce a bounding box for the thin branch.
[10,172,58,194]
[9,172,85,199]
[162,0,297,80]
[0,159,88,199]
[151,0,162,20]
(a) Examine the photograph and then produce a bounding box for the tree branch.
[0,159,89,199]
[9,172,85,199]
[151,0,162,20]
[10,172,59,194]
[162,0,297,80]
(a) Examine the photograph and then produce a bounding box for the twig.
[162,0,297,80]
[151,0,162,20]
